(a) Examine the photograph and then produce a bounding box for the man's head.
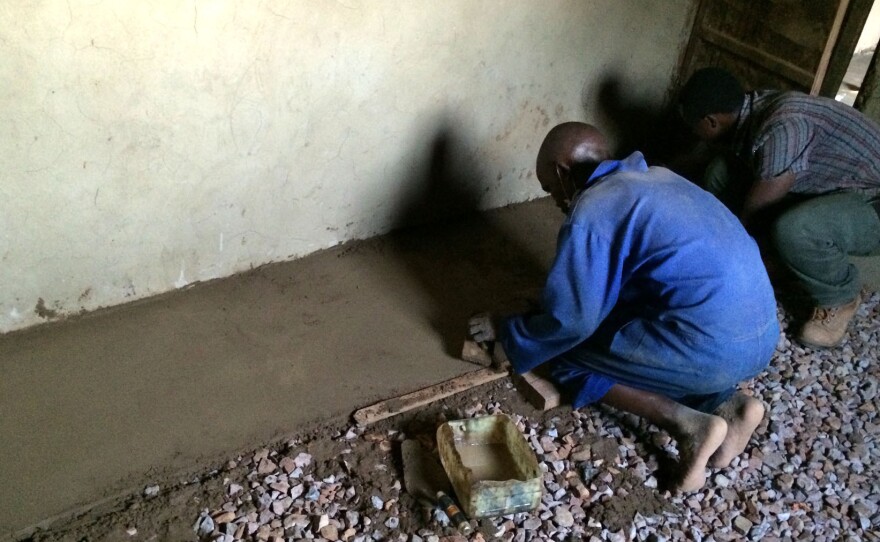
[536,122,611,212]
[678,67,744,142]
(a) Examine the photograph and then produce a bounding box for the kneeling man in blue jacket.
[470,122,779,491]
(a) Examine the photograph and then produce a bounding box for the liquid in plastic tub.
[436,414,542,518]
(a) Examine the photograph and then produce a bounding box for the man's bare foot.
[708,392,765,468]
[673,411,728,492]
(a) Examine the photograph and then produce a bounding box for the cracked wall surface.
[0,0,694,333]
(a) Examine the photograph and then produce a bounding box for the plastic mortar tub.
[436,414,542,518]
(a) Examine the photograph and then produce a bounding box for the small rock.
[196,514,214,536]
[568,444,592,461]
[293,452,312,468]
[580,464,597,481]
[257,458,277,475]
[304,485,320,501]
[143,485,160,498]
[213,511,235,524]
[279,456,296,474]
[271,499,288,515]
[269,480,289,493]
[523,517,541,530]
[651,432,671,448]
[554,508,574,528]
[777,473,794,491]
[258,509,274,524]
[853,500,877,517]
[733,515,753,535]
[289,514,310,529]
[762,453,786,469]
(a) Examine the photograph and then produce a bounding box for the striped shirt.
[732,90,880,197]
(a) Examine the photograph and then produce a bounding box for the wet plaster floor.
[5,196,880,541]
[0,198,561,539]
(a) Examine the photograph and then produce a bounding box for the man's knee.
[771,207,826,259]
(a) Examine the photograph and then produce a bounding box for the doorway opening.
[836,0,880,105]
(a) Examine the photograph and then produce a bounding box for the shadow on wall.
[588,72,708,182]
[380,117,549,357]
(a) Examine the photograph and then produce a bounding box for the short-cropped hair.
[678,67,745,124]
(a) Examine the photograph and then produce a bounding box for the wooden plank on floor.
[353,368,508,426]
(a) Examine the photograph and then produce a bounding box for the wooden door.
[678,0,874,96]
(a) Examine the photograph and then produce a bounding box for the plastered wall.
[0,0,694,334]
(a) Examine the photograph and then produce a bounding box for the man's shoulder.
[572,165,701,215]
[756,90,858,125]
[751,90,880,150]
[753,91,809,122]
[582,163,675,195]
[741,91,820,148]
[605,163,692,187]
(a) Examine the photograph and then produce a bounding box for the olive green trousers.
[705,157,880,307]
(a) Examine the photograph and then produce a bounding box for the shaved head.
[536,122,611,212]
[537,122,609,172]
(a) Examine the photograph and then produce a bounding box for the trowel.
[401,439,473,535]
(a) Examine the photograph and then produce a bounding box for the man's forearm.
[740,172,795,226]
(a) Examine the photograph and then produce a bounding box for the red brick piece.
[461,339,493,367]
[513,368,562,411]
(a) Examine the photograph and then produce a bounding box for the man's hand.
[468,312,498,343]
[492,342,511,371]
[740,171,795,227]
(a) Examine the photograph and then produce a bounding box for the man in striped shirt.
[678,67,880,348]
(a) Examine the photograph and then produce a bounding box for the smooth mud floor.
[0,198,561,538]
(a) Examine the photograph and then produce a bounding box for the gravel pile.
[192,294,880,542]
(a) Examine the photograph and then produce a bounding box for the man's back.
[567,152,777,344]
[735,90,880,196]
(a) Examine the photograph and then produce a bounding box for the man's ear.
[704,114,719,129]
[555,162,570,183]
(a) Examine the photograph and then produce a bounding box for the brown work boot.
[797,293,862,348]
